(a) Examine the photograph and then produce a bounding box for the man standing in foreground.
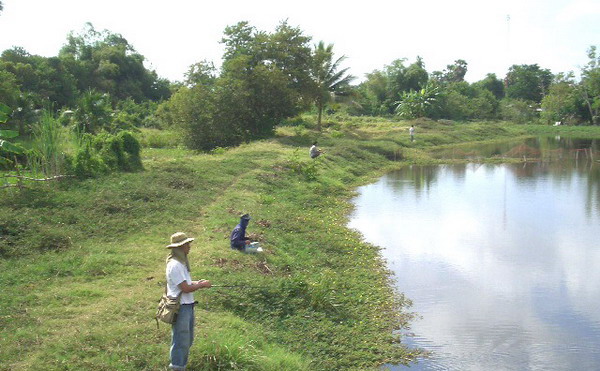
[165,232,211,370]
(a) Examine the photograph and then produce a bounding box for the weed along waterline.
[2,117,600,370]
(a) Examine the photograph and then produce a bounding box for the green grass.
[1,117,600,370]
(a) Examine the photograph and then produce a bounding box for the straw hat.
[166,232,195,248]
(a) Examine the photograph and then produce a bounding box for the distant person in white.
[165,232,211,370]
[409,125,415,142]
[310,141,323,159]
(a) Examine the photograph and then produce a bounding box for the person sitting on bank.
[309,141,323,159]
[165,232,211,371]
[230,213,252,251]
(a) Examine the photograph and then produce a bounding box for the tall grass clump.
[30,110,67,177]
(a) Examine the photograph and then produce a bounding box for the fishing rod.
[210,284,270,289]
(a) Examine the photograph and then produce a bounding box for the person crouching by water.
[230,213,252,251]
[309,141,323,159]
[165,232,211,371]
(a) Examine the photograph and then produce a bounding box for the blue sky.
[0,0,598,83]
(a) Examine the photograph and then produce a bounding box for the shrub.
[500,98,538,124]
[118,131,142,171]
[287,149,319,180]
[67,131,142,178]
[69,135,108,178]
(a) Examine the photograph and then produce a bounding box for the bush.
[67,131,142,178]
[118,131,142,170]
[500,98,538,124]
[69,135,108,178]
[287,149,319,180]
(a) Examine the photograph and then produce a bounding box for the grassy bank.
[1,117,599,370]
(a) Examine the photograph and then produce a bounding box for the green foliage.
[357,57,429,115]
[29,110,67,176]
[395,83,439,119]
[68,130,142,177]
[580,46,600,124]
[287,148,320,180]
[59,23,171,102]
[136,127,180,148]
[70,134,108,178]
[500,98,538,124]
[435,59,469,83]
[221,20,313,111]
[311,41,355,130]
[161,21,316,151]
[0,69,21,109]
[541,74,582,125]
[73,90,112,134]
[0,103,25,166]
[505,64,553,103]
[473,73,505,99]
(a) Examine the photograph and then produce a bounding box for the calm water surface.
[348,140,600,371]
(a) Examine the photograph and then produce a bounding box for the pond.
[348,138,600,371]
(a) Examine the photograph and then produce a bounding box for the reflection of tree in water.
[430,137,599,161]
[585,164,600,217]
[505,160,600,215]
[385,166,441,196]
[504,144,541,158]
[395,137,600,215]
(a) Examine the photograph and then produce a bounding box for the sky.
[0,0,599,83]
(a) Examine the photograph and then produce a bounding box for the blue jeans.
[170,304,195,370]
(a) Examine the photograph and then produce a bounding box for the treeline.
[1,20,599,159]
[0,23,170,135]
[353,53,599,126]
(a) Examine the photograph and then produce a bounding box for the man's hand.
[197,280,211,288]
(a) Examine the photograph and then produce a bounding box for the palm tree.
[311,42,355,131]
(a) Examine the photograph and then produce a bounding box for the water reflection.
[349,147,600,371]
[431,137,599,163]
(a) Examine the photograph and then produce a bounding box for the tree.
[221,20,313,113]
[395,83,439,119]
[540,73,581,125]
[1,47,78,108]
[184,60,216,87]
[0,103,25,168]
[579,46,600,124]
[505,64,553,103]
[473,73,505,99]
[443,59,468,83]
[310,41,355,130]
[59,23,170,102]
[384,58,429,113]
[356,70,388,115]
[0,70,20,109]
[73,90,112,134]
